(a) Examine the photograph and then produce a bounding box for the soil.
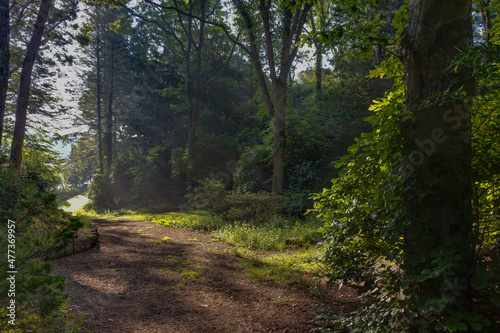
[53,219,362,333]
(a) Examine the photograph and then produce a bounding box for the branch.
[208,32,240,85]
[260,0,277,85]
[232,0,275,117]
[140,0,251,55]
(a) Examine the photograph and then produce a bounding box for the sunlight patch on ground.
[63,195,89,213]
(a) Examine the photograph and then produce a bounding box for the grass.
[0,307,88,333]
[235,246,326,288]
[74,203,327,288]
[76,206,323,251]
[241,258,308,287]
[212,215,323,251]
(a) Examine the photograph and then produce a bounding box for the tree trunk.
[186,0,206,191]
[479,0,492,42]
[96,10,104,173]
[0,0,9,151]
[185,2,195,191]
[315,46,322,100]
[10,0,52,173]
[105,39,115,173]
[96,32,104,173]
[272,85,286,195]
[399,1,474,330]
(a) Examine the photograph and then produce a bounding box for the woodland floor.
[52,218,362,333]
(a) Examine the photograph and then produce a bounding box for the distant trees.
[69,0,383,209]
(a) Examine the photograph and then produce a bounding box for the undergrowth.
[76,204,327,293]
[77,208,323,251]
[213,216,323,251]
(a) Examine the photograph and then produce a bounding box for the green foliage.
[224,192,283,222]
[170,147,189,179]
[314,47,500,331]
[233,144,273,193]
[86,173,115,211]
[188,177,284,222]
[313,55,407,285]
[186,177,229,214]
[0,167,84,327]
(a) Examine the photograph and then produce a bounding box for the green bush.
[186,177,229,214]
[224,191,283,222]
[187,177,283,222]
[233,144,273,193]
[87,173,115,211]
[0,167,83,327]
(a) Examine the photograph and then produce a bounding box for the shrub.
[0,167,83,327]
[233,144,272,193]
[87,173,115,211]
[224,191,283,222]
[187,177,283,222]
[186,177,229,214]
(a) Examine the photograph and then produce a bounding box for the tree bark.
[105,39,115,173]
[399,1,474,330]
[479,0,492,42]
[0,0,9,151]
[96,9,104,173]
[315,47,322,99]
[186,0,206,191]
[10,0,52,173]
[272,85,286,195]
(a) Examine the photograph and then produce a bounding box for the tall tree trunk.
[96,12,104,173]
[315,46,322,99]
[0,0,9,151]
[399,1,474,330]
[186,0,206,191]
[185,2,195,191]
[105,39,115,173]
[10,0,52,173]
[272,85,286,195]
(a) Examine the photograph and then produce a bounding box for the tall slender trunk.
[185,3,194,190]
[0,0,9,151]
[315,46,322,100]
[399,1,474,330]
[105,39,114,173]
[186,0,206,191]
[10,0,52,173]
[96,12,103,173]
[272,85,286,194]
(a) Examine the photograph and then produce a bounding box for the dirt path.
[53,219,361,333]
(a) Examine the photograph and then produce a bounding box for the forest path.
[53,219,360,333]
